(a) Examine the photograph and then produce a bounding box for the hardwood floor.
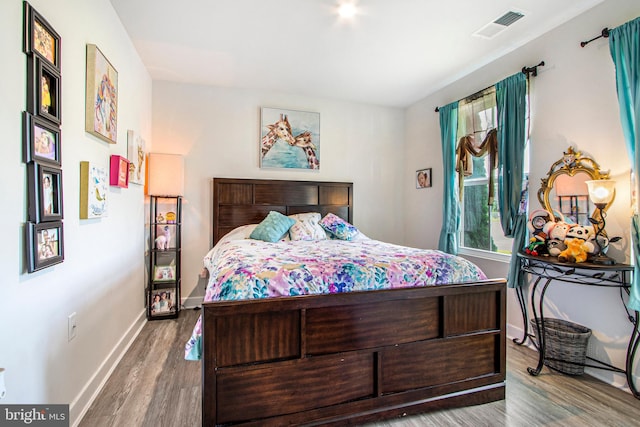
[80,309,640,426]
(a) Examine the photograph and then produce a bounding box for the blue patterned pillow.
[250,211,296,242]
[319,213,359,240]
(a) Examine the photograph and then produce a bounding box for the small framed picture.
[154,265,176,282]
[23,2,61,70]
[85,44,118,144]
[27,221,64,273]
[127,130,146,185]
[150,290,176,316]
[80,161,108,219]
[23,111,61,166]
[416,168,432,189]
[28,162,63,223]
[27,55,61,124]
[109,155,130,188]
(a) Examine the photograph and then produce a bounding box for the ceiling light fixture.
[338,3,357,19]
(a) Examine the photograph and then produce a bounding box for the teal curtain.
[438,102,460,254]
[496,72,528,288]
[610,17,640,311]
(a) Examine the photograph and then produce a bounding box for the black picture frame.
[23,111,61,166]
[27,162,63,223]
[23,1,61,71]
[149,289,177,317]
[416,168,432,189]
[27,55,61,125]
[27,221,64,273]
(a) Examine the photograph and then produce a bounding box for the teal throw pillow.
[249,211,296,242]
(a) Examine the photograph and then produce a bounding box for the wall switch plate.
[68,312,77,341]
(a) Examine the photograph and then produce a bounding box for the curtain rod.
[580,28,609,47]
[434,61,543,113]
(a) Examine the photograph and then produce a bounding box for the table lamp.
[147,153,184,197]
[585,179,616,265]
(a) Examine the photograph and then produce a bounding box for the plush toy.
[543,220,573,243]
[557,225,595,263]
[525,209,553,256]
[546,238,566,257]
[155,225,172,250]
[524,239,547,256]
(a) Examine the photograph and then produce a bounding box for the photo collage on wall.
[22,1,64,273]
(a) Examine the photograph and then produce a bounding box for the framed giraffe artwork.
[260,107,320,170]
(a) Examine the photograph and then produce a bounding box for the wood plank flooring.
[79,309,640,426]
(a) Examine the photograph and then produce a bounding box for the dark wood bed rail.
[202,279,507,426]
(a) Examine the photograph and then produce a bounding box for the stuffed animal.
[557,225,595,263]
[155,225,172,250]
[527,209,552,242]
[525,209,553,256]
[524,239,547,256]
[546,238,566,257]
[543,220,573,243]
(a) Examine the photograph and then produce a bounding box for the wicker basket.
[530,318,592,375]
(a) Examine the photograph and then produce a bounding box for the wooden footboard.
[201,279,506,426]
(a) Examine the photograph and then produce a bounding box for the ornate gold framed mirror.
[537,147,613,225]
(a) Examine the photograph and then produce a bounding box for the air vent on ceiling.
[473,10,526,39]
[494,11,524,26]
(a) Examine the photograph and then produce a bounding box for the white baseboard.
[182,296,203,309]
[70,309,147,427]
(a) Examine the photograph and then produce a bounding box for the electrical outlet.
[68,312,77,341]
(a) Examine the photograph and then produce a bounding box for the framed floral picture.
[85,44,118,144]
[260,107,320,170]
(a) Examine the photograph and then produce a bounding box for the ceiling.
[109,0,604,108]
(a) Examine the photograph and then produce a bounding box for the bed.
[190,178,506,426]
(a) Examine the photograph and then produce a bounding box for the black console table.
[516,252,639,398]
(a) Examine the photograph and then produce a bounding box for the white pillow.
[288,212,327,241]
[289,219,327,241]
[288,212,322,222]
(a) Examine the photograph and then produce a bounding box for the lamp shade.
[147,153,184,196]
[585,179,616,205]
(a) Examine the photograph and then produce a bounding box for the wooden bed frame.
[202,178,506,426]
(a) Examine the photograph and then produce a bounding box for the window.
[456,87,529,257]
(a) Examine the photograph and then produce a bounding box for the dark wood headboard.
[212,178,353,245]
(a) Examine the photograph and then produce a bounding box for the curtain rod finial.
[581,27,610,47]
[522,61,545,77]
[435,106,440,113]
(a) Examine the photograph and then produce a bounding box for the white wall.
[0,0,151,424]
[405,0,640,390]
[152,81,405,304]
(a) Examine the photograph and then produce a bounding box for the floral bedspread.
[185,238,486,360]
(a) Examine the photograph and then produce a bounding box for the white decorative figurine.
[155,225,172,250]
